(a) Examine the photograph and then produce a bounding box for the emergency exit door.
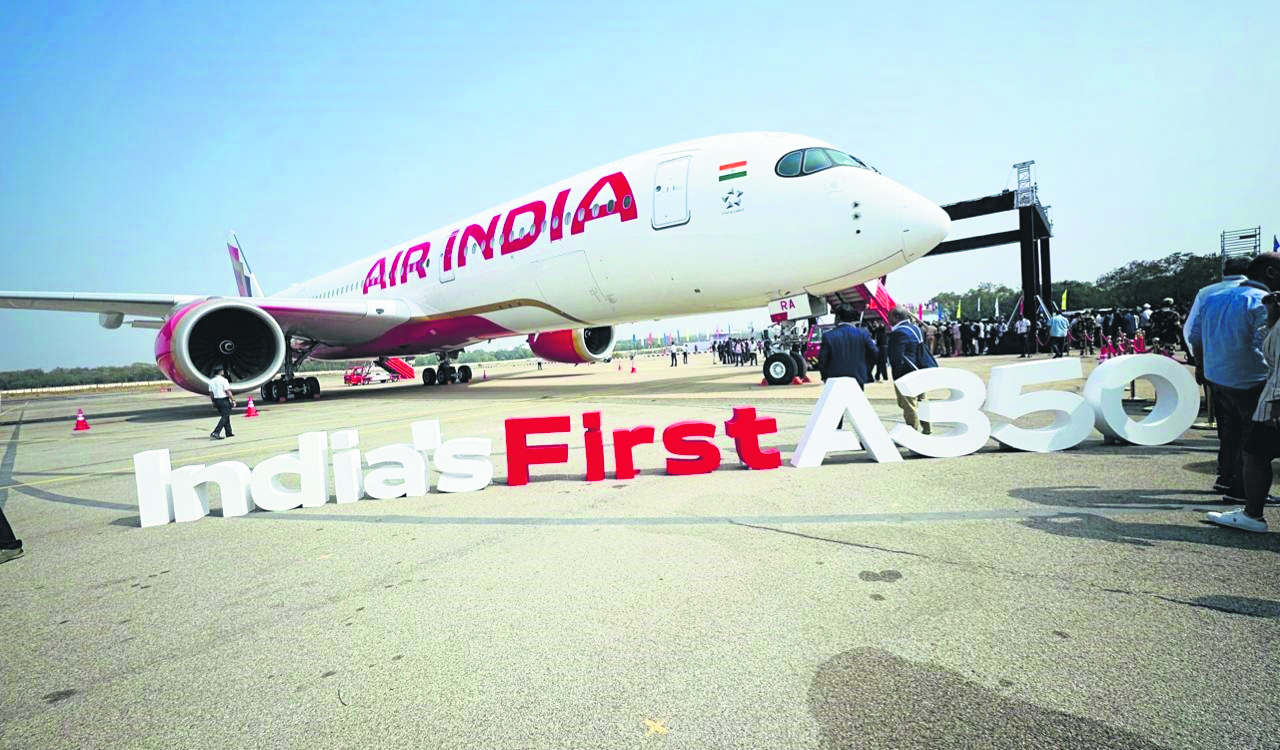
[652,156,691,230]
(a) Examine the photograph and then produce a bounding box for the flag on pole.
[977,296,982,315]
[1061,288,1068,311]
[1274,234,1278,251]
[995,297,1000,318]
[957,299,962,319]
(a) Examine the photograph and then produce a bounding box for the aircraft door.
[652,156,691,230]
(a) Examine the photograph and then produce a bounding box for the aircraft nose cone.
[902,197,951,260]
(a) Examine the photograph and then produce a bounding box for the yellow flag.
[1061,289,1068,310]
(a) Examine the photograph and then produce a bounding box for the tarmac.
[0,353,1276,749]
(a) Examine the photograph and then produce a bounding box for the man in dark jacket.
[819,304,878,387]
[887,305,937,434]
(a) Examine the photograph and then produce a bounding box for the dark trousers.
[874,353,888,381]
[0,505,20,550]
[212,397,233,437]
[1020,333,1031,356]
[1050,336,1066,357]
[1211,382,1264,494]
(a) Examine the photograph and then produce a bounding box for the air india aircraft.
[0,132,950,401]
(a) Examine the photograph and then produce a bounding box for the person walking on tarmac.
[0,504,23,564]
[888,305,937,435]
[209,367,237,440]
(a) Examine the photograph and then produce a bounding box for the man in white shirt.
[1014,316,1031,358]
[209,368,236,440]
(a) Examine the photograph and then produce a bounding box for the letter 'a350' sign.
[791,355,1198,465]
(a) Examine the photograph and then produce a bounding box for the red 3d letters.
[503,407,781,485]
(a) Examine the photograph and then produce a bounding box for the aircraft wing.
[0,290,416,343]
[0,291,200,317]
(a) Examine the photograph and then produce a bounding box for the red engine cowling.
[527,326,616,363]
[155,298,287,394]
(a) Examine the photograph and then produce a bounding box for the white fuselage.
[278,132,950,356]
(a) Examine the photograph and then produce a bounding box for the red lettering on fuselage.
[461,215,501,262]
[571,172,638,236]
[361,171,638,294]
[501,200,547,256]
[399,242,430,285]
[362,256,387,294]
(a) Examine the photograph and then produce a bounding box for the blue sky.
[2,0,1275,368]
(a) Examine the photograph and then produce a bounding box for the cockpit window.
[802,148,833,174]
[776,150,803,177]
[776,147,870,177]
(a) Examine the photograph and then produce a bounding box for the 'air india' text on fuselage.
[361,172,639,294]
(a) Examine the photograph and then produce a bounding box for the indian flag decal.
[718,161,747,181]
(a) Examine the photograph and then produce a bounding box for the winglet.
[227,231,265,298]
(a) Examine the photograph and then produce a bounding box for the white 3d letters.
[435,438,494,493]
[170,461,254,521]
[330,429,364,504]
[1083,355,1199,444]
[250,432,329,511]
[134,449,174,528]
[363,444,428,500]
[791,377,902,467]
[888,368,992,458]
[985,359,1094,452]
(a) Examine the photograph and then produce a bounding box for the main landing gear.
[261,338,322,402]
[421,351,472,387]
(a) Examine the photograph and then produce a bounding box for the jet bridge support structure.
[927,161,1054,349]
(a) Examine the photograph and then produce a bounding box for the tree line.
[931,251,1222,318]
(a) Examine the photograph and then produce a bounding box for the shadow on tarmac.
[808,647,1168,749]
[1018,511,1280,552]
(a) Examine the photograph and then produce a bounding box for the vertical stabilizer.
[227,232,265,298]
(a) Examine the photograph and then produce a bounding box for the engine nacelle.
[527,326,616,364]
[154,298,286,394]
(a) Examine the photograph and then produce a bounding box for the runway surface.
[0,354,1276,749]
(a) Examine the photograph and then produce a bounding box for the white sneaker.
[1205,509,1269,533]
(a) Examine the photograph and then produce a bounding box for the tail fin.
[227,232,265,298]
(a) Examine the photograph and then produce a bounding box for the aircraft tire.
[458,365,472,383]
[763,353,796,386]
[421,367,435,386]
[790,352,808,379]
[305,376,320,398]
[436,367,452,386]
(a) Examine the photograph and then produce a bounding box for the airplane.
[0,132,951,401]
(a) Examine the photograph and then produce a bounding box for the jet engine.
[527,326,616,364]
[154,298,286,394]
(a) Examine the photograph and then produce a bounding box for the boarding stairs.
[376,357,415,380]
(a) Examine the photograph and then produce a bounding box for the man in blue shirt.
[818,304,878,387]
[1188,253,1280,500]
[1047,310,1070,358]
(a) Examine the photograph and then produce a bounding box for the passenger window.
[576,208,585,222]
[622,195,632,210]
[607,199,615,213]
[552,216,560,230]
[802,148,833,174]
[776,150,803,177]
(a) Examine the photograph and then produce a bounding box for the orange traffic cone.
[791,377,803,385]
[244,397,259,417]
[760,378,769,386]
[73,408,91,431]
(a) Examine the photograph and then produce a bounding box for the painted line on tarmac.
[239,504,1213,527]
